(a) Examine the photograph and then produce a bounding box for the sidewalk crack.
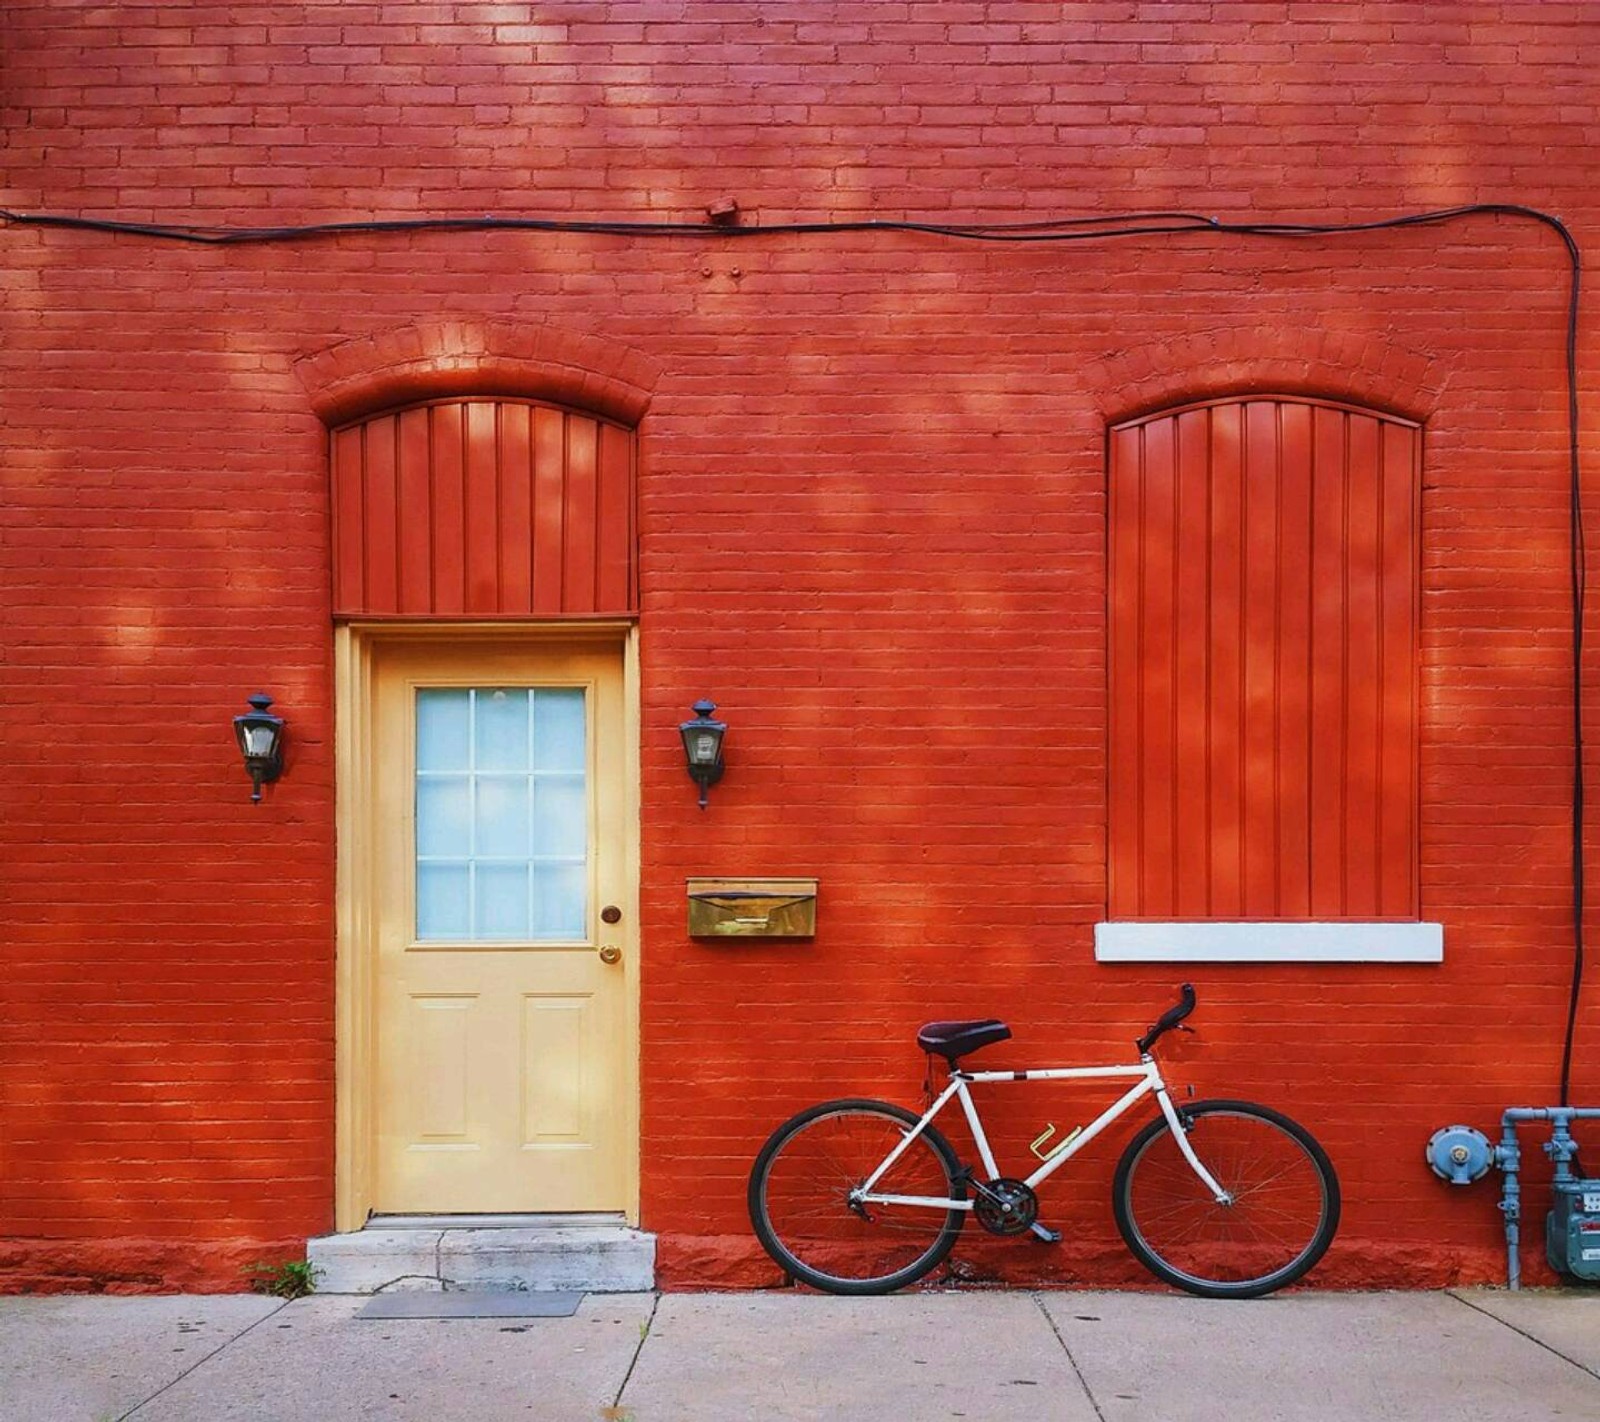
[1449,1290,1600,1384]
[117,1299,291,1421]
[1033,1292,1107,1422]
[611,1292,662,1414]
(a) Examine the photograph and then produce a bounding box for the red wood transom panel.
[331,399,636,617]
[1109,397,1420,920]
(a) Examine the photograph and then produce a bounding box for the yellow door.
[370,639,632,1213]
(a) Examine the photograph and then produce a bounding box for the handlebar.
[1135,982,1196,1055]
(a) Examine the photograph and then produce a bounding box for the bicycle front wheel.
[748,1099,967,1294]
[1113,1099,1340,1299]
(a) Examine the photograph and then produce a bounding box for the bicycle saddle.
[917,1019,1011,1063]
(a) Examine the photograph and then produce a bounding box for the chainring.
[972,1177,1040,1237]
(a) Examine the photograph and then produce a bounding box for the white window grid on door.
[414,685,589,942]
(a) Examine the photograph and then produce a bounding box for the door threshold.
[367,1212,628,1231]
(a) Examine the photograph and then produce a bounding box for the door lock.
[598,945,622,965]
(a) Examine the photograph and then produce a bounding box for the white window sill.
[1094,921,1443,963]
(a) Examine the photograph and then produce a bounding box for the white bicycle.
[748,984,1340,1298]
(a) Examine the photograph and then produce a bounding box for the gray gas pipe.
[1427,1108,1600,1288]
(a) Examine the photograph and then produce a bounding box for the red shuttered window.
[1108,396,1420,920]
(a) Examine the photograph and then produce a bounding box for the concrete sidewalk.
[3,1288,1599,1422]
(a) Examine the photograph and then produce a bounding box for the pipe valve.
[1425,1125,1494,1185]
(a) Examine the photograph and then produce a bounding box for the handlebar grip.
[1136,982,1197,1054]
[1172,981,1196,1021]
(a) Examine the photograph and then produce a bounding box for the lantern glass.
[242,723,279,758]
[690,730,720,764]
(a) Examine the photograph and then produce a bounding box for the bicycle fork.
[1153,1081,1233,1205]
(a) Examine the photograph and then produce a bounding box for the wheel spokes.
[758,1109,959,1285]
[1126,1111,1330,1287]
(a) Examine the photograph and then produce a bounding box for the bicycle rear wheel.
[1113,1099,1340,1298]
[748,1099,967,1295]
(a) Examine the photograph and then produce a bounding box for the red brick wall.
[3,2,1598,1290]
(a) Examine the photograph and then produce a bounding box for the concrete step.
[308,1218,655,1294]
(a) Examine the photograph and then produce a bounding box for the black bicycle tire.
[1112,1098,1341,1299]
[748,1098,967,1295]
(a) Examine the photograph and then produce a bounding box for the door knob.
[598,945,622,965]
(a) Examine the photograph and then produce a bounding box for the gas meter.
[1547,1175,1600,1282]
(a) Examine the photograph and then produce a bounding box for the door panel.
[371,640,631,1213]
[522,994,593,1143]
[411,995,475,1142]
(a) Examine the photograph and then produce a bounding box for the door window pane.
[534,689,587,771]
[476,863,532,939]
[417,863,471,939]
[533,777,586,857]
[416,686,589,941]
[533,862,587,939]
[416,776,471,858]
[475,689,530,771]
[417,689,470,771]
[476,776,531,858]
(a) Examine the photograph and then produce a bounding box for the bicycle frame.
[854,1057,1230,1210]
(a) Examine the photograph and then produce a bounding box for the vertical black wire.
[1553,220,1586,1107]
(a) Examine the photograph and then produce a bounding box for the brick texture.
[3,1,1599,1291]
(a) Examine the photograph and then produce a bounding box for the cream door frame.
[334,620,641,1230]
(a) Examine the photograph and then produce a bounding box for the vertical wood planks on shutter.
[429,402,467,615]
[532,404,567,613]
[1172,408,1212,917]
[1276,401,1314,918]
[497,402,533,612]
[1241,400,1281,916]
[1139,414,1177,917]
[1109,395,1419,921]
[363,413,400,613]
[1107,424,1145,921]
[330,398,638,618]
[1379,419,1421,914]
[332,425,366,612]
[396,408,433,615]
[1207,402,1244,917]
[597,423,635,612]
[563,415,598,613]
[1308,405,1348,916]
[463,400,500,615]
[1342,413,1382,915]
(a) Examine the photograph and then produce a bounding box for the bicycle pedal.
[1029,1222,1062,1245]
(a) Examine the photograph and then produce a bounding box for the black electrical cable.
[0,199,1586,1098]
[0,206,1239,244]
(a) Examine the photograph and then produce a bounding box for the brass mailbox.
[687,878,818,939]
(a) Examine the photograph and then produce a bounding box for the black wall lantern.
[679,699,726,809]
[233,692,285,803]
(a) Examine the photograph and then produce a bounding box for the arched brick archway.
[1087,326,1451,429]
[294,319,661,429]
